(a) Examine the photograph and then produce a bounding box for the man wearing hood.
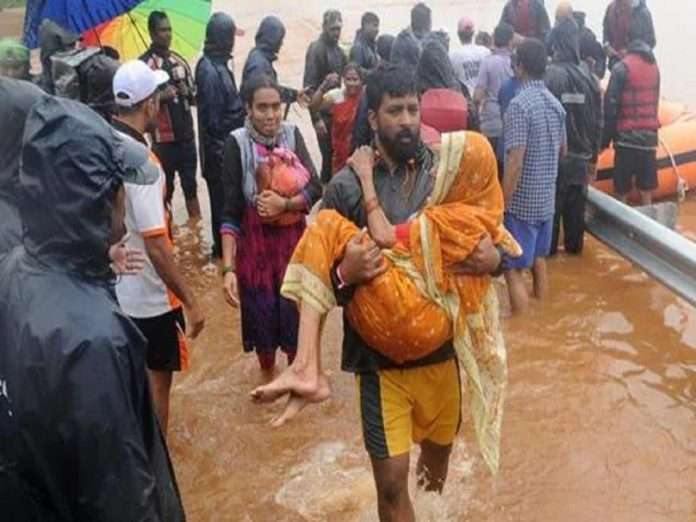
[0,95,185,521]
[545,16,602,255]
[0,78,46,255]
[304,10,348,183]
[499,0,551,42]
[603,0,656,68]
[36,19,79,93]
[350,12,380,75]
[390,2,432,67]
[196,13,246,259]
[241,15,302,106]
[603,39,660,205]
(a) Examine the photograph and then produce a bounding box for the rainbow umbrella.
[82,0,212,61]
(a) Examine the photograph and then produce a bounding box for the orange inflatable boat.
[593,101,696,202]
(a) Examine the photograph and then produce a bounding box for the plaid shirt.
[504,79,567,223]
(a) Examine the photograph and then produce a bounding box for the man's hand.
[297,88,311,109]
[338,229,387,286]
[587,162,598,184]
[323,72,340,90]
[161,85,177,101]
[314,119,329,138]
[348,146,375,187]
[223,271,239,307]
[109,233,146,275]
[257,190,287,220]
[450,234,501,275]
[185,302,205,339]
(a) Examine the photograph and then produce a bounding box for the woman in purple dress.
[220,75,321,375]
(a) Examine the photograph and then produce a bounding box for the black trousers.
[315,115,333,184]
[551,182,587,256]
[202,157,224,258]
[153,139,198,203]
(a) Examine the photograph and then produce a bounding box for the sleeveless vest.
[617,53,660,132]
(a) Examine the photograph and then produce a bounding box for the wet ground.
[4,1,696,520]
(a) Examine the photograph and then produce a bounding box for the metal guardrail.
[585,186,696,307]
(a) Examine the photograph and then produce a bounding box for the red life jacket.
[617,53,660,132]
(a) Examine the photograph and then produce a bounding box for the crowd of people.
[0,0,661,520]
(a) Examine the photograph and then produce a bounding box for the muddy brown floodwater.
[3,1,696,520]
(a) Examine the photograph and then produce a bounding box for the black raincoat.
[350,29,379,74]
[196,12,245,172]
[573,11,607,80]
[0,78,45,254]
[416,38,460,94]
[0,96,185,522]
[241,16,298,105]
[390,28,422,67]
[545,16,602,176]
[37,19,79,94]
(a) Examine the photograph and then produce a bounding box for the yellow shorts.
[356,358,462,459]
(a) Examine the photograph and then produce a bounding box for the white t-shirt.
[449,44,491,95]
[115,134,181,319]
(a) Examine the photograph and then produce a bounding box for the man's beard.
[378,127,420,164]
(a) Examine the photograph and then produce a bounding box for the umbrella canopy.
[81,0,211,61]
[23,0,143,48]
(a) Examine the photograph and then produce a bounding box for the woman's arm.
[308,82,338,113]
[349,146,397,248]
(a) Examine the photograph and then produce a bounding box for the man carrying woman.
[253,65,513,521]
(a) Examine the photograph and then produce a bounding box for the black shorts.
[132,308,187,372]
[153,139,198,201]
[613,147,658,195]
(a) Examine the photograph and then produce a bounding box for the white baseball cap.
[113,60,169,107]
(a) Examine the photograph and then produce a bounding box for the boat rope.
[659,136,688,202]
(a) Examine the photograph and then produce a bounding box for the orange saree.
[281,131,521,473]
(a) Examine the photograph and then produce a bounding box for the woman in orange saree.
[254,131,520,473]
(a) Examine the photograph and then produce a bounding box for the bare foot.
[250,362,318,403]
[271,374,331,428]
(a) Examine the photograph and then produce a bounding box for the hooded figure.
[37,19,79,93]
[0,96,185,521]
[417,37,460,93]
[544,16,602,255]
[242,16,298,105]
[0,78,45,255]
[603,0,656,60]
[390,28,422,67]
[573,10,607,79]
[196,12,246,258]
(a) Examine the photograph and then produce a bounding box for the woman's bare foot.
[250,362,318,403]
[270,374,331,428]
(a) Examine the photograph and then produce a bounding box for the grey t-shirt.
[475,48,513,138]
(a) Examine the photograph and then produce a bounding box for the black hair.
[366,64,418,112]
[493,23,514,48]
[516,38,548,79]
[411,3,432,32]
[458,29,474,44]
[362,12,379,27]
[241,74,282,105]
[476,31,492,48]
[115,95,151,116]
[342,62,364,81]
[148,11,169,33]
